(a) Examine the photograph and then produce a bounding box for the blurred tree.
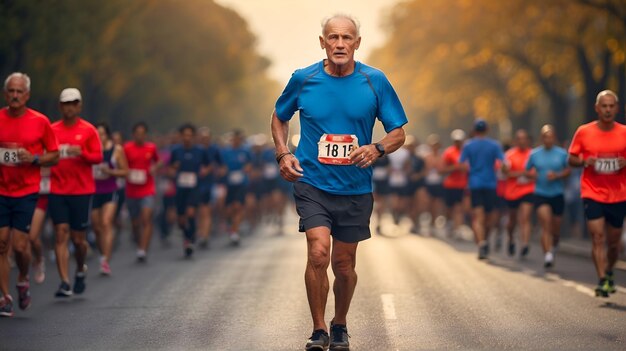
[0,0,279,136]
[370,0,626,141]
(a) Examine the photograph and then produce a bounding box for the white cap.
[451,129,466,141]
[59,88,82,102]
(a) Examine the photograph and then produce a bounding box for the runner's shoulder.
[290,61,324,83]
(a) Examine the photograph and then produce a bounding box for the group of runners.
[1,13,625,351]
[0,72,291,318]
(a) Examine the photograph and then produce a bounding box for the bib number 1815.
[317,134,359,165]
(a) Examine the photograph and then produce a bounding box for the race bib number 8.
[177,172,198,188]
[594,158,619,174]
[128,169,148,185]
[0,148,19,165]
[317,134,359,165]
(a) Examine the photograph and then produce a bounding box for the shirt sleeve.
[169,149,178,165]
[152,145,160,163]
[374,73,408,133]
[275,70,303,121]
[459,145,468,163]
[81,127,103,164]
[525,153,535,171]
[568,127,583,156]
[41,120,59,152]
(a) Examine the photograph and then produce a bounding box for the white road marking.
[381,294,397,320]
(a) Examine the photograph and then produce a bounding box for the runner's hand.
[546,171,556,181]
[279,154,303,182]
[585,156,597,167]
[67,146,82,156]
[350,145,378,168]
[617,157,626,170]
[17,148,33,163]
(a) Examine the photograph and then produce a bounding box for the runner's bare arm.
[350,127,405,168]
[17,149,59,166]
[109,144,129,177]
[271,110,303,182]
[568,154,595,168]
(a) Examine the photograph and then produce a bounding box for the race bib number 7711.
[317,134,359,165]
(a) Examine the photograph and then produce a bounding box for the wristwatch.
[374,143,385,157]
[31,154,40,165]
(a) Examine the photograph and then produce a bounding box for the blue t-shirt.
[199,143,222,188]
[525,146,568,197]
[275,61,408,195]
[261,148,280,181]
[169,144,209,189]
[459,137,504,190]
[221,145,252,186]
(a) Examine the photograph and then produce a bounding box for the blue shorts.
[175,188,200,215]
[0,193,38,233]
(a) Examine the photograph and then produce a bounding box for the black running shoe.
[606,271,617,294]
[520,246,529,258]
[185,246,194,259]
[55,281,73,298]
[508,242,516,256]
[330,323,350,350]
[305,329,329,351]
[478,244,489,260]
[73,272,86,295]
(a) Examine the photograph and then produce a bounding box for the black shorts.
[583,199,626,228]
[199,185,213,205]
[389,185,411,197]
[92,192,118,210]
[175,188,200,215]
[0,193,38,233]
[506,194,535,209]
[48,194,92,231]
[470,188,497,213]
[444,188,465,207]
[226,185,247,205]
[535,194,565,216]
[293,182,373,243]
[373,180,390,196]
[426,184,444,199]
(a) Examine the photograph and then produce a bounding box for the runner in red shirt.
[49,88,102,298]
[441,129,468,239]
[0,73,59,317]
[568,90,626,297]
[124,122,161,262]
[503,129,535,258]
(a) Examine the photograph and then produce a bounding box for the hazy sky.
[215,0,399,85]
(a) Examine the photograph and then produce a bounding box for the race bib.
[40,176,51,195]
[59,144,74,159]
[0,148,19,165]
[263,164,279,179]
[594,158,620,174]
[317,134,359,165]
[425,169,442,184]
[389,170,408,187]
[228,170,245,185]
[128,169,148,185]
[93,163,110,180]
[372,167,388,180]
[177,172,198,188]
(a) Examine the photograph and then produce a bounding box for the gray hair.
[4,72,31,92]
[321,14,360,37]
[596,90,618,104]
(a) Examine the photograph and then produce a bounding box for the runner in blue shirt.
[270,14,408,351]
[221,129,252,245]
[460,119,504,260]
[169,123,210,258]
[197,127,222,249]
[525,125,570,268]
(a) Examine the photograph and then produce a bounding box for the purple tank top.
[95,147,118,194]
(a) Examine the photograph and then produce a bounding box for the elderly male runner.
[271,14,407,351]
[0,73,59,317]
[568,90,626,297]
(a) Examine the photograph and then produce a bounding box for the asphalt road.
[1,213,625,351]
